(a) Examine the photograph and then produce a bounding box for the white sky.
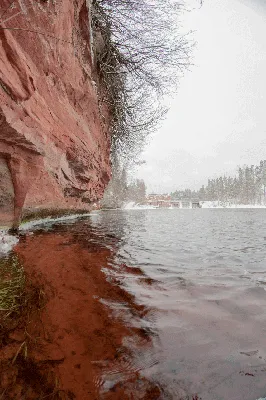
[135,0,266,193]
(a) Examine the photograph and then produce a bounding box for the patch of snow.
[123,201,136,209]
[0,213,95,255]
[0,230,19,254]
[201,201,266,209]
[123,202,158,210]
[19,213,91,231]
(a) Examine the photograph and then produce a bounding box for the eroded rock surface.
[0,0,111,228]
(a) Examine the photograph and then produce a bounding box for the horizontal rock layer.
[0,0,111,228]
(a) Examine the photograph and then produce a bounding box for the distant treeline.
[171,160,266,204]
[101,163,146,208]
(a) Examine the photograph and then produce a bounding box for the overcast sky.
[135,0,266,194]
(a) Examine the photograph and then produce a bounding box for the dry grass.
[0,254,25,323]
[0,254,69,399]
[0,253,46,340]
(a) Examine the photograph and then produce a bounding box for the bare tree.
[92,0,193,168]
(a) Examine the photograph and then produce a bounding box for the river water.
[2,209,266,399]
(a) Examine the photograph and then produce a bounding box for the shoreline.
[1,211,266,399]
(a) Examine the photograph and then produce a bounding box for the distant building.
[171,198,201,209]
[146,194,201,209]
[147,193,171,201]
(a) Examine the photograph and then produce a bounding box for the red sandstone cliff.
[0,0,111,229]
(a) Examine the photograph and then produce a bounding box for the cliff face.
[0,0,111,228]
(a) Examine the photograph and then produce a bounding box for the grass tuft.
[0,254,25,321]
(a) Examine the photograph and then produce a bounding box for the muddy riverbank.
[0,222,169,399]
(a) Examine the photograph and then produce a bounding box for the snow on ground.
[19,213,91,231]
[0,230,19,254]
[123,202,158,210]
[201,201,266,209]
[0,213,93,255]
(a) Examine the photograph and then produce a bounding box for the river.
[1,209,266,399]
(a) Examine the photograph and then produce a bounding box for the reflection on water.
[88,209,266,400]
[1,209,266,399]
